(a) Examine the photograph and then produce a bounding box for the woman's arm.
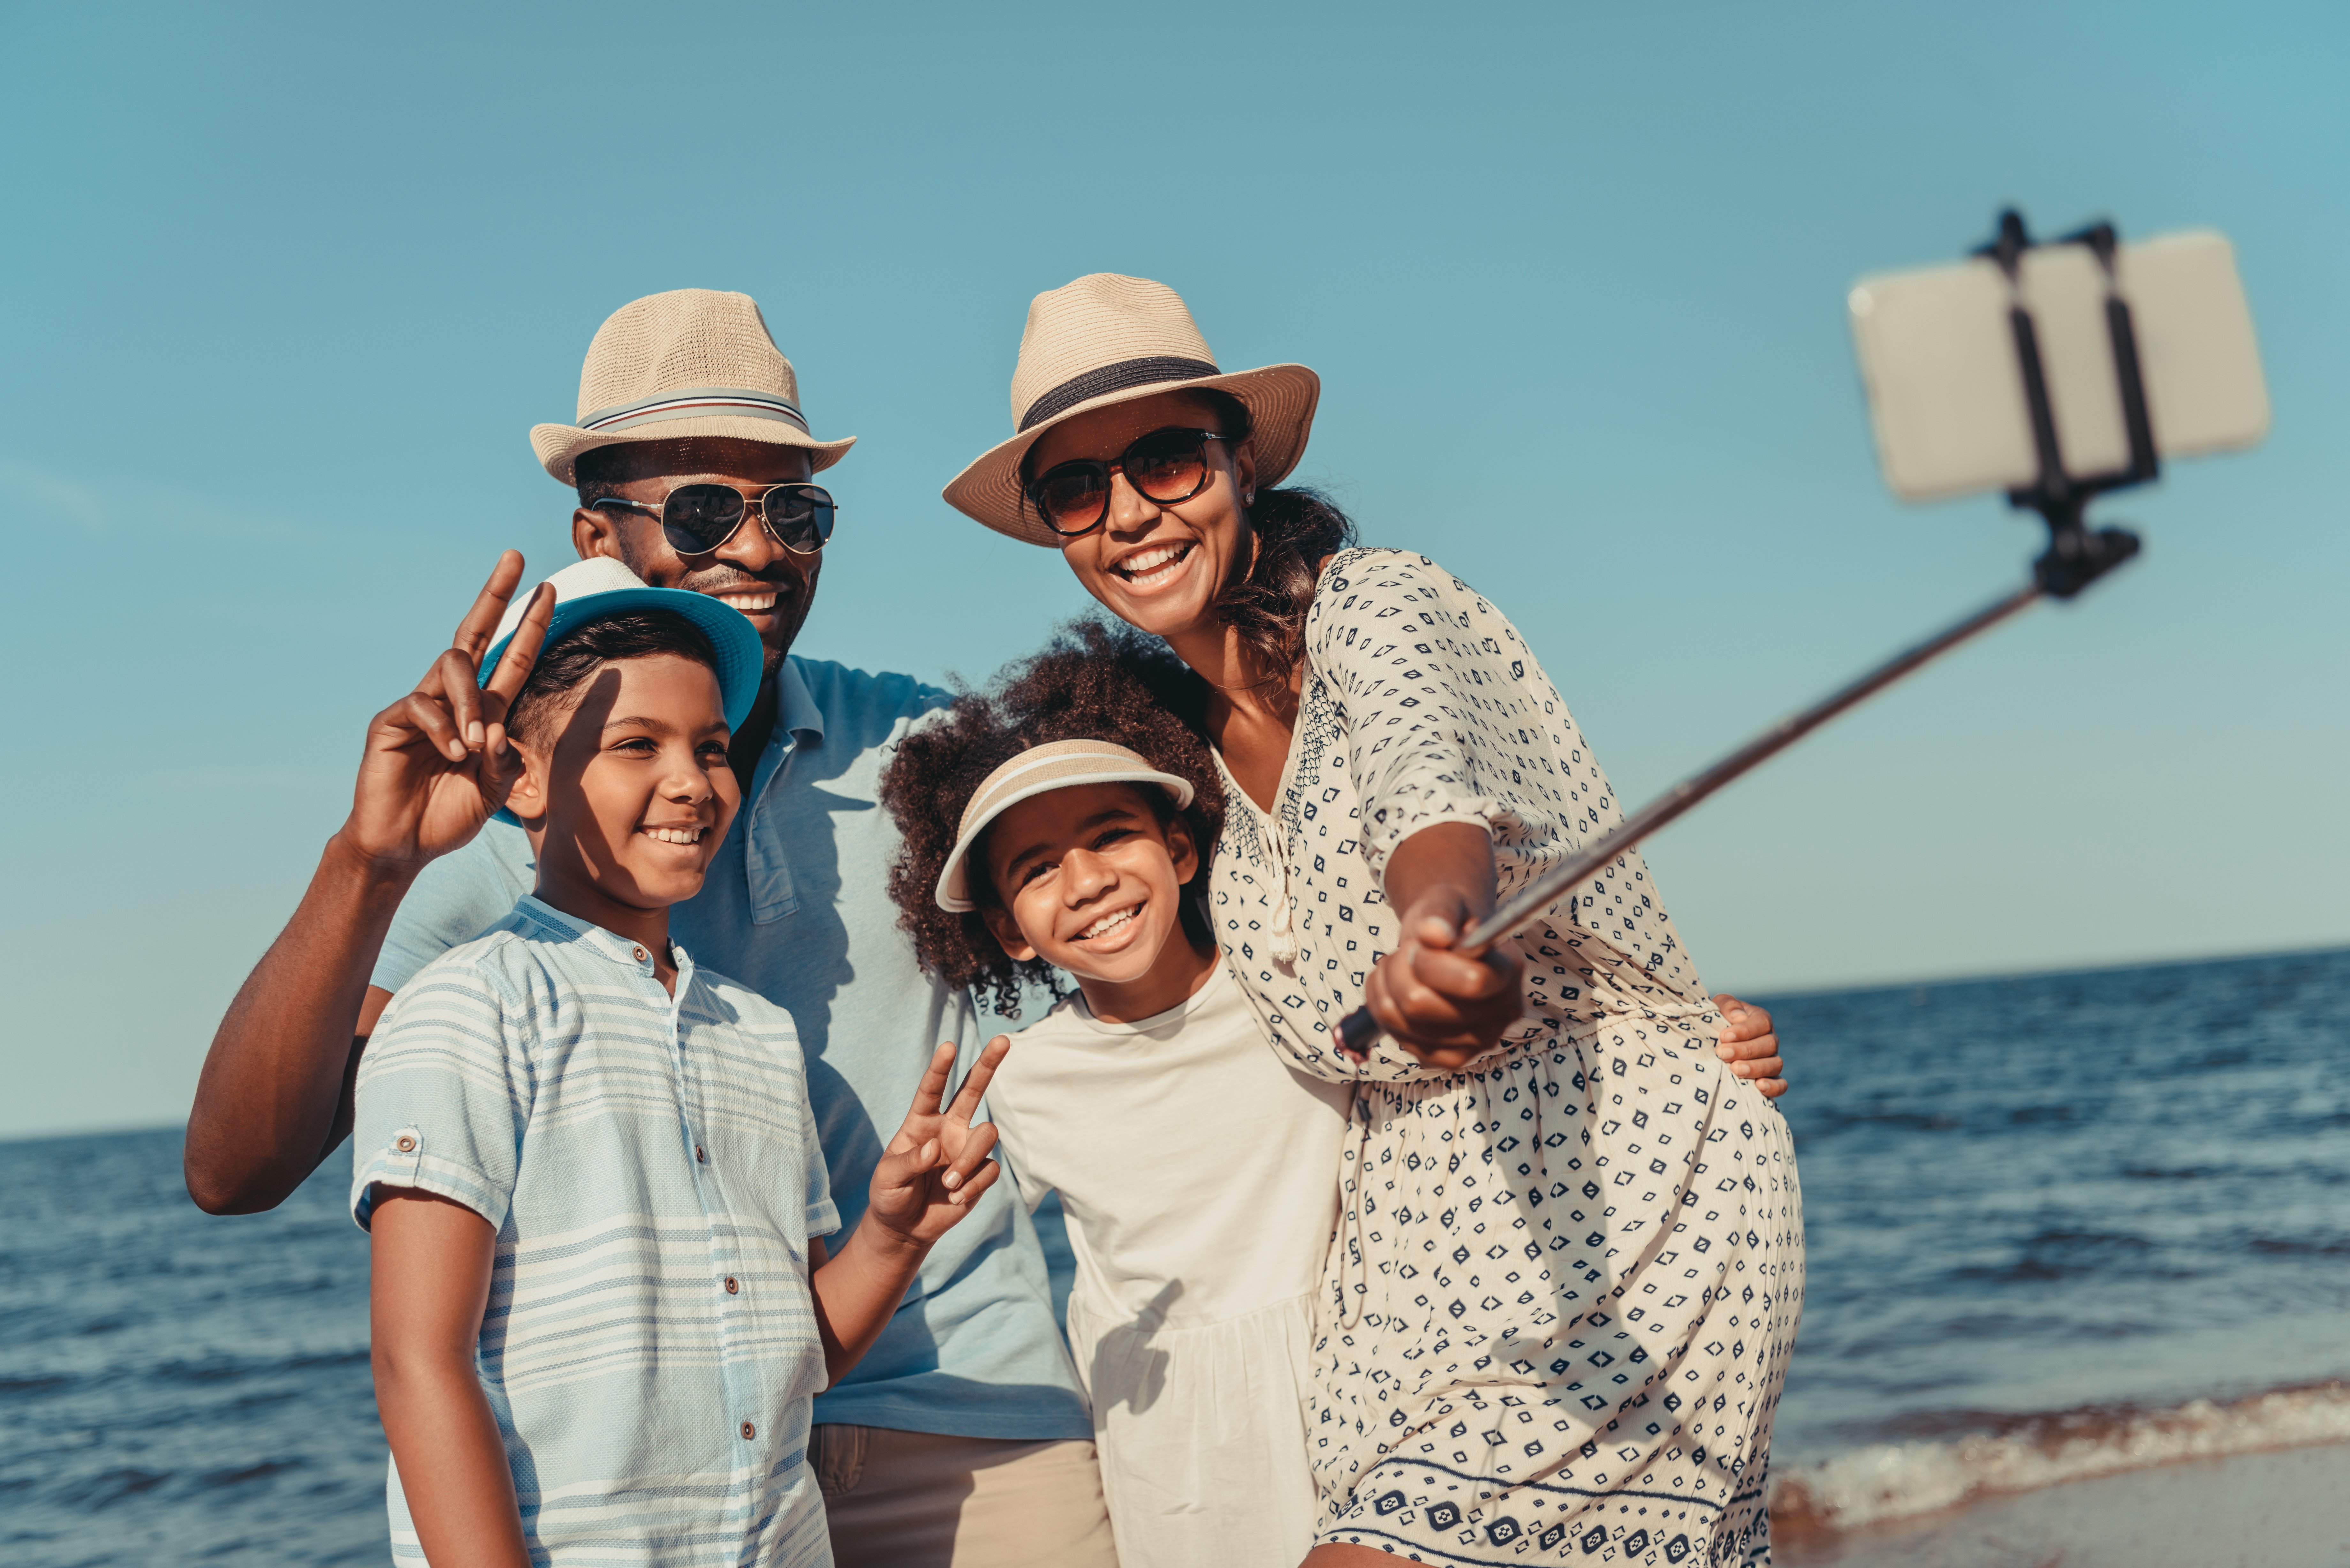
[1361,821,1526,1072]
[369,1189,530,1568]
[1364,825,1790,1090]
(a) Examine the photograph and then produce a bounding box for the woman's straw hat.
[531,289,856,486]
[942,274,1320,546]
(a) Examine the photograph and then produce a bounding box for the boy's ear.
[502,738,552,827]
[979,903,1039,964]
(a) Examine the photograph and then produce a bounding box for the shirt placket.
[655,948,761,1529]
[744,724,807,923]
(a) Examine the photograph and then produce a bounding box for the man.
[186,288,1787,1565]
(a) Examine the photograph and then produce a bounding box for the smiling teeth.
[1080,908,1137,940]
[717,592,777,612]
[642,826,705,845]
[1115,545,1189,582]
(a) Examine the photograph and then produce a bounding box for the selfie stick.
[1333,210,2151,1061]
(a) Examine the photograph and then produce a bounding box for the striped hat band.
[580,387,810,435]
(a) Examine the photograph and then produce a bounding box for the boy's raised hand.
[345,552,555,873]
[867,1038,1010,1245]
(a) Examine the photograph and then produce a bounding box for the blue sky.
[3,1,2343,1137]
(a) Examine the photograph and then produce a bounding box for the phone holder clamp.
[1976,208,2150,599]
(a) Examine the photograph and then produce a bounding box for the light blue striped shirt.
[353,895,837,1568]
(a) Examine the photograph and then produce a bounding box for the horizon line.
[6,939,2344,1149]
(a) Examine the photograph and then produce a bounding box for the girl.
[935,274,1803,1567]
[879,623,1349,1568]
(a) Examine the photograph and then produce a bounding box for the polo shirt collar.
[778,656,825,744]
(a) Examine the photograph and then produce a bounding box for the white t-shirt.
[987,960,1354,1568]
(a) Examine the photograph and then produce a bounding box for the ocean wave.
[1769,1380,2350,1532]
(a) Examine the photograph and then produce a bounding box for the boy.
[354,558,1005,1568]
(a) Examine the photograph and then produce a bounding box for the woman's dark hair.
[879,618,1226,1018]
[506,609,721,746]
[1192,390,1358,685]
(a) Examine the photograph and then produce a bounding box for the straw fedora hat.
[530,289,856,486]
[942,274,1320,545]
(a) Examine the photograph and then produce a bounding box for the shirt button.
[740,1421,756,1440]
[695,1145,708,1164]
[394,1135,417,1153]
[632,944,649,962]
[723,1276,739,1294]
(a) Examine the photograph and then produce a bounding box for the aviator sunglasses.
[592,481,837,557]
[1024,427,1235,538]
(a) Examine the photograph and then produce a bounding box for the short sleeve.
[992,1121,1053,1215]
[371,821,535,995]
[799,1067,839,1241]
[1305,554,1537,879]
[349,954,528,1232]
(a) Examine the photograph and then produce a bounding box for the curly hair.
[880,618,1226,1019]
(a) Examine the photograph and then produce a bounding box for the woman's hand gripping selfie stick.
[1335,207,2201,1063]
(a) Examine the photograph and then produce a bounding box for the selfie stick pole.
[1331,209,2149,1061]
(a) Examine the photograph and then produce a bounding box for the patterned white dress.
[1208,549,1803,1566]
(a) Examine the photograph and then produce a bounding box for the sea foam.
[1769,1380,2350,1531]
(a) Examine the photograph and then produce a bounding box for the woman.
[942,274,1802,1567]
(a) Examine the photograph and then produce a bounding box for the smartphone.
[1848,229,2269,504]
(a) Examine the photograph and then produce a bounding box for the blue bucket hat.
[481,556,764,733]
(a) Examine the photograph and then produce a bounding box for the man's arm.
[184,555,550,1213]
[370,1189,531,1568]
[185,850,404,1212]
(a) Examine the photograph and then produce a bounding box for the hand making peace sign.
[866,1037,1012,1245]
[343,551,556,874]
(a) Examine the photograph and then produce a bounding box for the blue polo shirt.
[372,655,1089,1441]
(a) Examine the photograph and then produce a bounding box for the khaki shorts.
[813,1423,1118,1568]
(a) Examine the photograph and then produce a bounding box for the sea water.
[2,946,2345,1563]
[1762,944,2350,1533]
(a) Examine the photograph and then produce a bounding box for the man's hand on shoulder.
[1713,993,1786,1099]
